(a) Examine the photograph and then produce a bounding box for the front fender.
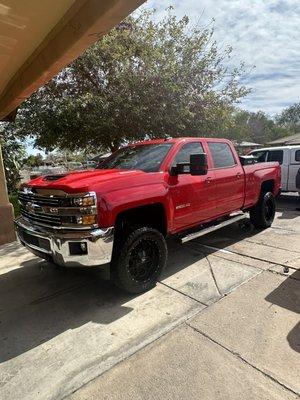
[98,183,171,230]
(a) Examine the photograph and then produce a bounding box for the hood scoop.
[43,174,68,181]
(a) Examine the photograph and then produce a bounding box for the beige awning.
[0,0,145,121]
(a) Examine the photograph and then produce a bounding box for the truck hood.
[27,169,156,193]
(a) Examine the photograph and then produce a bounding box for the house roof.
[268,133,300,145]
[0,0,144,121]
[236,141,261,147]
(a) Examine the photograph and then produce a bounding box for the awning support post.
[0,144,16,245]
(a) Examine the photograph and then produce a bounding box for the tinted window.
[208,142,236,168]
[97,143,172,172]
[267,150,283,164]
[173,142,204,167]
[252,150,268,162]
[295,150,300,162]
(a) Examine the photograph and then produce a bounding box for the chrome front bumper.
[15,217,114,267]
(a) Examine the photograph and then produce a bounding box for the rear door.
[207,141,245,215]
[288,148,300,191]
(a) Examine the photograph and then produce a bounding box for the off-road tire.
[111,227,167,294]
[250,191,275,229]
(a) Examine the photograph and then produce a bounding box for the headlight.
[73,195,96,207]
[76,215,97,225]
[73,193,98,226]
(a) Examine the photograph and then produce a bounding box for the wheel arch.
[261,179,275,194]
[114,203,168,237]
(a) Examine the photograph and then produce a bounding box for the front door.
[167,141,216,232]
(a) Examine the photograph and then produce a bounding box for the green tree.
[0,123,25,193]
[231,109,291,144]
[24,154,44,168]
[15,8,249,153]
[276,102,300,132]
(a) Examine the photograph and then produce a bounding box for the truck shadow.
[265,270,300,354]
[0,221,265,363]
[0,261,134,362]
[276,193,300,220]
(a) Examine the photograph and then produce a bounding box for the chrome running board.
[181,213,247,244]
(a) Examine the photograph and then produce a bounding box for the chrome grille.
[18,189,97,230]
[20,208,62,227]
[19,192,60,207]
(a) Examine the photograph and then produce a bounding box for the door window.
[267,150,283,164]
[208,142,236,168]
[295,150,300,162]
[172,142,204,168]
[252,150,268,162]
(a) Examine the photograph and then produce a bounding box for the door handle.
[236,172,242,179]
[205,177,212,184]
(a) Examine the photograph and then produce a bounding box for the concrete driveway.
[0,194,299,400]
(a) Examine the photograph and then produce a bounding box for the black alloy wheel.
[111,226,167,294]
[250,191,276,229]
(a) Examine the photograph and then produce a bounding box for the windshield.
[97,143,173,172]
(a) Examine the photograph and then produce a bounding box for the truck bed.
[243,162,281,209]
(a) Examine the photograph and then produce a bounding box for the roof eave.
[0,0,145,121]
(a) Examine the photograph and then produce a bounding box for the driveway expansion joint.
[185,322,300,398]
[197,243,299,270]
[159,281,209,307]
[197,249,222,296]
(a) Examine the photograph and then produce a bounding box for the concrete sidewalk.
[0,194,299,400]
[69,272,299,400]
[68,194,300,400]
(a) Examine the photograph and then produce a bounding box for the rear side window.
[208,142,236,168]
[295,150,300,162]
[267,150,283,165]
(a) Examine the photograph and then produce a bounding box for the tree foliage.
[276,102,300,133]
[24,154,44,168]
[0,123,25,193]
[231,110,291,144]
[15,8,250,152]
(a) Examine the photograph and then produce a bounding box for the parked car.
[65,161,84,171]
[89,153,112,166]
[83,160,98,169]
[15,138,280,294]
[29,165,67,180]
[249,146,300,194]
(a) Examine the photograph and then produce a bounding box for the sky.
[142,0,300,115]
[27,0,300,155]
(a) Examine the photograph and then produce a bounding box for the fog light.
[69,242,88,255]
[80,243,87,252]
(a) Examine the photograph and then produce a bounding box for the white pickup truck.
[249,146,300,194]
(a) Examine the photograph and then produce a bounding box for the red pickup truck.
[15,138,281,293]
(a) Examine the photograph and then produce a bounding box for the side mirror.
[170,153,208,176]
[190,153,208,175]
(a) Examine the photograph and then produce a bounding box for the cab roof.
[250,145,300,152]
[131,137,229,146]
